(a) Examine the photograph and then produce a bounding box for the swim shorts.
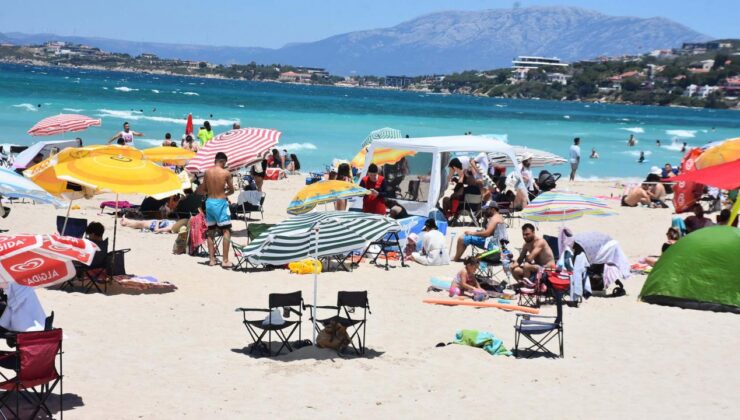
[463,234,486,249]
[205,198,232,229]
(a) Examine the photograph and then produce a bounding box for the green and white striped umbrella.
[243,211,400,265]
[360,127,402,148]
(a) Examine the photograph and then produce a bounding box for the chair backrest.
[543,235,559,259]
[337,291,368,308]
[140,196,167,213]
[56,216,87,238]
[89,238,109,269]
[16,329,62,385]
[463,194,483,208]
[269,291,303,310]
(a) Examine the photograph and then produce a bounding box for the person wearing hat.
[453,201,507,262]
[411,219,450,266]
[519,153,537,197]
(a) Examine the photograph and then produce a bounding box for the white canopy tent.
[350,135,520,217]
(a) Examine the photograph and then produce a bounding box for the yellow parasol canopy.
[287,180,369,215]
[696,138,740,169]
[142,146,196,166]
[350,147,416,168]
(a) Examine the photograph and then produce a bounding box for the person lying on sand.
[449,257,485,298]
[121,216,178,233]
[621,184,654,207]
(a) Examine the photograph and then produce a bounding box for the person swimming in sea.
[638,151,645,163]
[681,142,687,152]
[656,140,661,147]
[628,134,637,147]
[590,147,599,159]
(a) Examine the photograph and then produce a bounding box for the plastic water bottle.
[501,249,512,279]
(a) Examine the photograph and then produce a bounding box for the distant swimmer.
[638,151,645,164]
[152,107,157,112]
[590,147,599,159]
[628,134,637,147]
[37,104,41,108]
[107,121,143,146]
[681,142,687,153]
[656,140,661,147]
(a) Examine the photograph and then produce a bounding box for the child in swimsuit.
[449,257,485,297]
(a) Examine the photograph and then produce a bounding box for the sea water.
[1,63,738,178]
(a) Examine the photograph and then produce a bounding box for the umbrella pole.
[61,200,73,235]
[312,227,319,346]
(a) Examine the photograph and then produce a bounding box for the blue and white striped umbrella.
[0,168,65,208]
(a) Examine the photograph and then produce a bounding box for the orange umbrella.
[696,138,740,169]
[351,147,415,168]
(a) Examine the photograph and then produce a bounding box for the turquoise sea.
[1,63,738,178]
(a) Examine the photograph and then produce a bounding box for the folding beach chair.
[236,191,266,226]
[518,269,547,308]
[174,192,204,219]
[459,193,483,227]
[307,291,371,356]
[472,239,510,286]
[514,292,564,358]
[359,229,407,270]
[0,329,64,419]
[236,291,304,357]
[66,240,130,294]
[55,216,87,238]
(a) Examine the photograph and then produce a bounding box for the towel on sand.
[453,329,511,356]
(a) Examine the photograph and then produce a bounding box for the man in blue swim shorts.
[203,152,235,268]
[452,202,507,262]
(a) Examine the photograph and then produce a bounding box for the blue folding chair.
[56,216,88,238]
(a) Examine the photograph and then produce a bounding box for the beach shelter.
[287,180,369,215]
[672,148,705,213]
[667,158,740,225]
[520,191,616,222]
[355,135,520,217]
[27,114,101,137]
[0,167,65,208]
[488,146,567,168]
[185,128,281,173]
[13,139,83,170]
[639,226,740,313]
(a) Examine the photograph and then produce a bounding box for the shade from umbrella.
[520,191,616,222]
[142,146,196,166]
[0,167,65,208]
[28,114,101,136]
[488,146,567,168]
[351,147,416,168]
[695,138,740,169]
[0,234,98,287]
[287,180,369,215]
[360,127,402,148]
[185,128,281,173]
[243,211,399,265]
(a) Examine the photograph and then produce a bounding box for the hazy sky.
[2,1,736,48]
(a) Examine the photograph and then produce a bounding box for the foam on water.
[96,108,236,127]
[663,140,688,151]
[11,103,37,112]
[114,86,138,92]
[620,127,644,134]
[151,89,160,94]
[62,108,84,112]
[666,129,696,138]
[182,92,199,96]
[280,142,317,151]
[621,150,653,157]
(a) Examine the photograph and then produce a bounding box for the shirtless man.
[203,152,235,268]
[510,223,555,282]
[621,183,653,207]
[453,202,506,262]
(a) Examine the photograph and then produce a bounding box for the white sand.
[4,176,737,419]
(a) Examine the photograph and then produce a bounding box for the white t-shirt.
[473,152,489,176]
[520,164,534,191]
[118,130,135,145]
[569,145,581,164]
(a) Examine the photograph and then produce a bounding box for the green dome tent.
[639,226,740,313]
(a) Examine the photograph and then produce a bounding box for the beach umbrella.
[0,233,98,288]
[185,113,193,136]
[351,147,416,168]
[672,148,705,214]
[695,138,740,169]
[520,191,616,222]
[142,146,196,166]
[0,167,65,208]
[27,114,101,137]
[667,159,740,225]
[287,180,370,215]
[488,146,567,168]
[360,127,402,148]
[185,128,281,173]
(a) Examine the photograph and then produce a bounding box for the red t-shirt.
[360,175,386,215]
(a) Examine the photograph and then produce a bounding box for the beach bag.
[316,320,350,351]
[547,270,571,292]
[173,227,188,255]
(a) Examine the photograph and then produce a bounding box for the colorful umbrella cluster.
[520,191,616,222]
[0,234,98,288]
[185,128,281,173]
[0,167,65,208]
[287,180,369,215]
[27,114,101,136]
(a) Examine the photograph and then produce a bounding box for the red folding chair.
[0,329,63,419]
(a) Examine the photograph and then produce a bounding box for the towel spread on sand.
[453,330,511,356]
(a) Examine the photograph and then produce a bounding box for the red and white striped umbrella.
[28,114,102,136]
[185,128,281,173]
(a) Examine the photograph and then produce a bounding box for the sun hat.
[649,166,662,176]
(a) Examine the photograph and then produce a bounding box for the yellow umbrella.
[142,146,196,166]
[287,180,369,215]
[696,138,740,169]
[351,147,416,168]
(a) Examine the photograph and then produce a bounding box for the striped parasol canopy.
[185,128,281,173]
[361,127,402,148]
[488,146,567,168]
[287,180,369,215]
[520,191,616,222]
[242,211,399,265]
[28,114,101,136]
[0,167,65,208]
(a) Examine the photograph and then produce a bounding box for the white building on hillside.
[512,56,568,69]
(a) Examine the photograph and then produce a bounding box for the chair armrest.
[235,308,271,313]
[303,305,338,310]
[112,248,131,254]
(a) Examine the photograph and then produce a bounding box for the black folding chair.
[56,216,87,238]
[307,291,371,355]
[236,291,304,357]
[359,230,407,270]
[66,241,130,294]
[513,292,564,358]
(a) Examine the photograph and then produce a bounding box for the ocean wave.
[237,104,245,108]
[663,141,688,151]
[137,138,165,147]
[11,103,38,112]
[151,89,160,94]
[182,91,199,96]
[102,87,108,90]
[620,127,644,134]
[62,108,84,112]
[280,142,317,151]
[96,109,236,127]
[620,150,652,157]
[666,129,696,138]
[563,115,571,119]
[114,86,139,92]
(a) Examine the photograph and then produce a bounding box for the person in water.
[590,147,599,159]
[656,140,661,147]
[681,142,688,152]
[638,151,645,163]
[628,134,636,147]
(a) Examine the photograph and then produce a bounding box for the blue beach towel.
[453,330,511,356]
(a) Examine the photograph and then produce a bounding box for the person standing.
[569,137,581,181]
[203,152,235,268]
[197,121,214,147]
[359,164,387,215]
[107,122,143,146]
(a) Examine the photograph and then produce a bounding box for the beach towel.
[574,232,631,289]
[188,213,207,254]
[453,329,511,356]
[114,275,177,292]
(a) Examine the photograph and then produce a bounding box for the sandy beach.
[5,175,738,419]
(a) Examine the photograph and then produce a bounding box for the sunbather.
[452,202,506,262]
[449,256,485,297]
[120,216,179,233]
[644,227,680,266]
[621,183,653,207]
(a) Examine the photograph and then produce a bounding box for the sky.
[2,0,737,48]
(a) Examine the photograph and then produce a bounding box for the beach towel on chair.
[188,213,207,255]
[453,329,511,356]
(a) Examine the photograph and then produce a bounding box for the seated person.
[442,182,465,220]
[449,256,485,298]
[645,174,668,208]
[684,203,714,233]
[621,184,653,207]
[120,216,179,233]
[453,202,505,262]
[359,164,387,215]
[412,219,450,266]
[385,198,409,219]
[446,157,469,185]
[510,223,555,282]
[644,227,680,266]
[716,208,738,227]
[85,221,106,246]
